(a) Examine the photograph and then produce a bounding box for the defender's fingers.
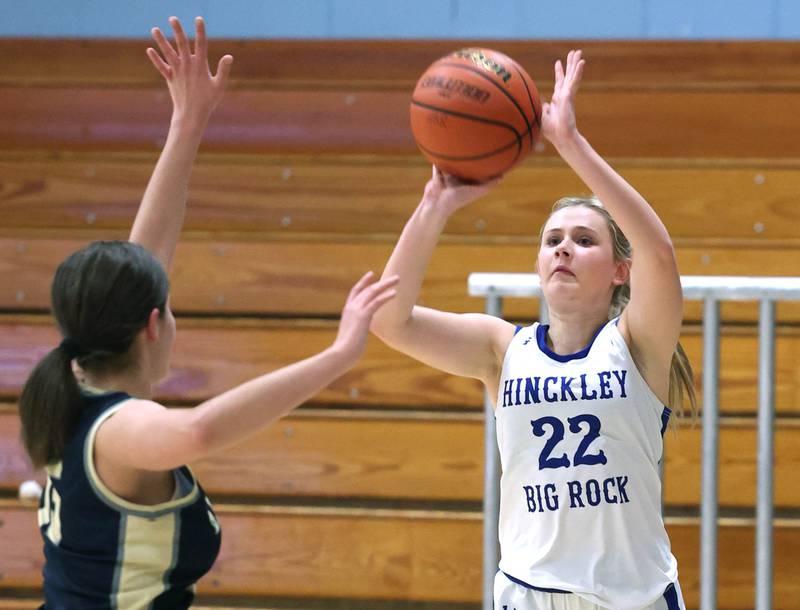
[364,289,398,314]
[357,275,401,302]
[348,271,376,300]
[170,16,192,58]
[146,47,172,79]
[214,54,234,84]
[152,27,178,63]
[193,16,207,59]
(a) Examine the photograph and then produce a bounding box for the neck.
[78,367,154,400]
[544,309,610,355]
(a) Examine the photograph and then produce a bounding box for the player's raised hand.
[333,272,400,362]
[541,49,585,149]
[146,16,233,128]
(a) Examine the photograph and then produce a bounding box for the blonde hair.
[540,196,697,421]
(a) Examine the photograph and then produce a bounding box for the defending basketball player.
[19,17,397,609]
[371,50,696,610]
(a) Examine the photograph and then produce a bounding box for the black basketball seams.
[410,98,523,167]
[512,64,541,151]
[411,98,523,138]
[434,61,534,141]
[416,135,522,162]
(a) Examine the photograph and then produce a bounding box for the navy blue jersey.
[38,391,221,609]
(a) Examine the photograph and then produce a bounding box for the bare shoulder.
[457,311,516,355]
[490,315,518,362]
[106,398,166,422]
[617,312,672,403]
[94,398,168,448]
[470,312,517,392]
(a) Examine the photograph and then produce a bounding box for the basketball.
[410,48,542,183]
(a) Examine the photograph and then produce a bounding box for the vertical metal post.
[483,293,503,610]
[701,298,720,610]
[756,300,776,610]
[538,296,549,325]
[659,440,666,517]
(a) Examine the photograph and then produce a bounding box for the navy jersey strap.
[663,583,682,610]
[660,406,672,437]
[502,571,571,594]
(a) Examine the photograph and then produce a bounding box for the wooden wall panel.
[2,408,800,508]
[2,40,799,88]
[2,88,799,158]
[1,155,798,242]
[2,501,800,607]
[2,237,799,324]
[2,316,800,413]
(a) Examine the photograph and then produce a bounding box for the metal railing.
[467,273,800,610]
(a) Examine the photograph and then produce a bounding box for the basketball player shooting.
[370,50,696,610]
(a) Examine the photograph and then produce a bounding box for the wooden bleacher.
[1,39,799,609]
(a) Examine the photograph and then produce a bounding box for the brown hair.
[541,196,697,420]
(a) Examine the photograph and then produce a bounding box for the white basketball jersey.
[495,318,678,609]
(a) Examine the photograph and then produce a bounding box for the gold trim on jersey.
[112,511,179,610]
[84,400,200,517]
[38,461,64,545]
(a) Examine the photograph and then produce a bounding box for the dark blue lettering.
[514,378,523,406]
[531,417,570,469]
[602,477,619,504]
[560,376,577,401]
[567,480,585,508]
[503,379,514,407]
[616,476,630,503]
[543,376,559,402]
[598,371,613,399]
[544,483,559,511]
[580,373,598,400]
[585,479,602,506]
[569,414,608,466]
[535,483,544,510]
[524,376,541,405]
[523,485,537,512]
[612,369,628,398]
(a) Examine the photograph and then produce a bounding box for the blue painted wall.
[0,0,797,38]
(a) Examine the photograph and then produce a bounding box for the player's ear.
[145,308,161,342]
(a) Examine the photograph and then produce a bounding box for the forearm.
[129,114,208,270]
[371,198,449,333]
[555,134,673,254]
[191,345,356,455]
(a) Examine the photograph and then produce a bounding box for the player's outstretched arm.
[542,50,682,379]
[94,272,398,471]
[129,16,233,272]
[370,167,515,386]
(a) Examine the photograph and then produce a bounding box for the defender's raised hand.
[130,16,232,271]
[146,16,233,127]
[333,272,400,362]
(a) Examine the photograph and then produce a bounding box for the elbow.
[369,308,387,336]
[370,307,412,345]
[183,412,215,463]
[646,236,678,269]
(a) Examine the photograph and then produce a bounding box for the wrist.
[325,342,360,370]
[418,195,453,227]
[553,131,588,158]
[169,111,210,136]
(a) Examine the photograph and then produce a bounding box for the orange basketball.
[410,48,542,183]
